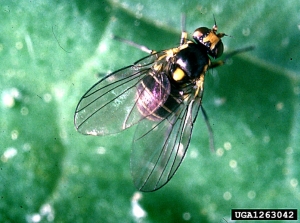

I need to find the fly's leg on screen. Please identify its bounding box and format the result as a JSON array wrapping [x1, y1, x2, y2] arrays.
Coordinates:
[[204, 45, 254, 151], [195, 73, 215, 152], [210, 46, 255, 69], [180, 13, 188, 45], [113, 13, 188, 53], [201, 106, 215, 152], [111, 35, 153, 54], [97, 36, 154, 78]]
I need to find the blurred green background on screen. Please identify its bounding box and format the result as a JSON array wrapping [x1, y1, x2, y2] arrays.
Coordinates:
[[1, 0, 299, 222]]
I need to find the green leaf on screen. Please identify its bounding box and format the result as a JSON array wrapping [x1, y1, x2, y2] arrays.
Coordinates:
[[1, 0, 299, 222]]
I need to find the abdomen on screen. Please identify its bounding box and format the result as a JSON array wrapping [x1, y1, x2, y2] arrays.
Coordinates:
[[136, 74, 181, 121]]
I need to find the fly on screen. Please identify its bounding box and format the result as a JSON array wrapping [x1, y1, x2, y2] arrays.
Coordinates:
[[74, 15, 253, 192]]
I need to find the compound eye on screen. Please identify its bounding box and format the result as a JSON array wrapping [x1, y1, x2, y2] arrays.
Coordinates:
[[211, 41, 224, 58]]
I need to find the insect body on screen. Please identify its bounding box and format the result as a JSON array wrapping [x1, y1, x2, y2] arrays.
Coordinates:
[[75, 20, 228, 192]]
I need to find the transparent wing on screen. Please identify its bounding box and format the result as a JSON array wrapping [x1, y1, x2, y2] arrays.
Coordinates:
[[131, 92, 203, 192], [74, 52, 166, 135]]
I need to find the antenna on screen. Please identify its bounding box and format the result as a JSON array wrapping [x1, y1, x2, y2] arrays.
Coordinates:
[[212, 14, 218, 32]]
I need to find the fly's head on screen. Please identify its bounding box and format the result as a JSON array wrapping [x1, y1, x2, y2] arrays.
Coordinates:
[[192, 22, 226, 59]]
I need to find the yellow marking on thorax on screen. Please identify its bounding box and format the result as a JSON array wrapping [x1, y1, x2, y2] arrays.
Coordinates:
[[173, 68, 185, 81], [165, 42, 191, 61]]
